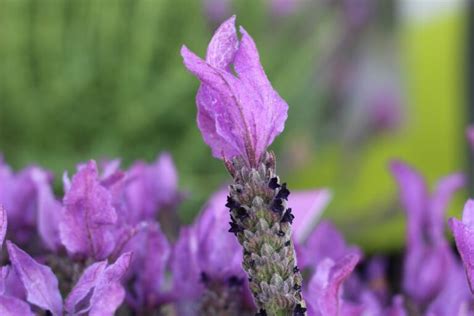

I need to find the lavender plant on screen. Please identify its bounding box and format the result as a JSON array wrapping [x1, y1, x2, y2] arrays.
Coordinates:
[[1, 13, 474, 316], [181, 16, 306, 315]]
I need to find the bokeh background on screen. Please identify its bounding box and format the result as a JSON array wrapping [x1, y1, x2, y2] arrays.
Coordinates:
[[0, 0, 468, 252]]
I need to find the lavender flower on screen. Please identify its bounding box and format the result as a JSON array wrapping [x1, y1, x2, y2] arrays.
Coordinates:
[[305, 253, 360, 316], [59, 160, 118, 261], [391, 161, 465, 304], [449, 200, 474, 293], [182, 16, 304, 315], [181, 15, 288, 167], [171, 189, 254, 315]]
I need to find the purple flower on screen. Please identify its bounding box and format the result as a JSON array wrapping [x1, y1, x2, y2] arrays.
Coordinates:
[[171, 189, 253, 314], [449, 200, 474, 293], [467, 125, 474, 150], [7, 241, 63, 315], [289, 189, 331, 243], [65, 252, 132, 316], [390, 160, 465, 303], [298, 220, 361, 270], [59, 160, 118, 261], [124, 222, 171, 311], [124, 152, 181, 224], [30, 168, 62, 252], [181, 16, 288, 166], [305, 253, 361, 316], [0, 160, 54, 245]]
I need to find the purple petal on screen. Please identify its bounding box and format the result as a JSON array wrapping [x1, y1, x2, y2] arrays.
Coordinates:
[[205, 15, 239, 69], [153, 152, 180, 208], [30, 168, 62, 251], [65, 261, 108, 314], [233, 26, 288, 161], [59, 160, 118, 260], [182, 17, 288, 165], [306, 253, 360, 316], [467, 125, 474, 150], [390, 160, 428, 246], [194, 189, 243, 279], [449, 210, 474, 293], [88, 252, 132, 316], [299, 220, 361, 269], [171, 228, 202, 300], [429, 173, 465, 241], [126, 223, 170, 308], [6, 241, 62, 315], [67, 252, 131, 316], [289, 189, 331, 243], [0, 205, 6, 250], [0, 295, 34, 316]]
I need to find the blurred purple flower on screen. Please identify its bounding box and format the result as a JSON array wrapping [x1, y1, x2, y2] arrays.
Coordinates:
[[203, 0, 232, 22], [59, 160, 118, 261], [0, 159, 54, 245], [305, 253, 361, 316], [449, 200, 474, 294], [30, 168, 62, 252], [171, 189, 250, 313], [181, 16, 288, 166], [124, 152, 181, 224], [391, 160, 465, 303], [289, 189, 332, 243], [466, 125, 474, 150], [124, 222, 171, 311], [298, 220, 361, 270]]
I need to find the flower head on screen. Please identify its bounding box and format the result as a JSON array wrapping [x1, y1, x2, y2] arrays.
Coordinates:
[[390, 160, 465, 303], [181, 16, 288, 166]]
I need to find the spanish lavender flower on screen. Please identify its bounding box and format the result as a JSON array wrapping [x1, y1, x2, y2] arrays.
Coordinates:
[[0, 159, 53, 246], [171, 189, 254, 315], [59, 160, 118, 261], [390, 161, 465, 304], [124, 222, 171, 313], [125, 153, 181, 224], [182, 16, 305, 314], [304, 253, 360, 316], [297, 220, 361, 271]]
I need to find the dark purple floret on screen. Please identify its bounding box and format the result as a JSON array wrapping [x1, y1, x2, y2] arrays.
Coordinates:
[[293, 266, 299, 273], [268, 177, 280, 189], [256, 309, 268, 316], [271, 198, 284, 213], [293, 304, 307, 316], [277, 230, 285, 237], [200, 271, 210, 284], [236, 207, 249, 220], [293, 283, 301, 291], [276, 183, 290, 200], [228, 275, 244, 287], [225, 196, 240, 209], [228, 221, 243, 234], [281, 208, 294, 224], [285, 240, 291, 247]]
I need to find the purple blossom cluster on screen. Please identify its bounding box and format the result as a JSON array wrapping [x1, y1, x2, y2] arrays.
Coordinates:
[[0, 15, 472, 316]]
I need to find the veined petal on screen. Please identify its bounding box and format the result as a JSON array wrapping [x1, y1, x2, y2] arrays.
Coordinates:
[[59, 160, 118, 260], [182, 16, 288, 165], [7, 242, 62, 315]]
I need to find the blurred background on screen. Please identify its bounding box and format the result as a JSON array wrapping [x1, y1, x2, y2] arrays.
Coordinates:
[[0, 0, 468, 252]]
